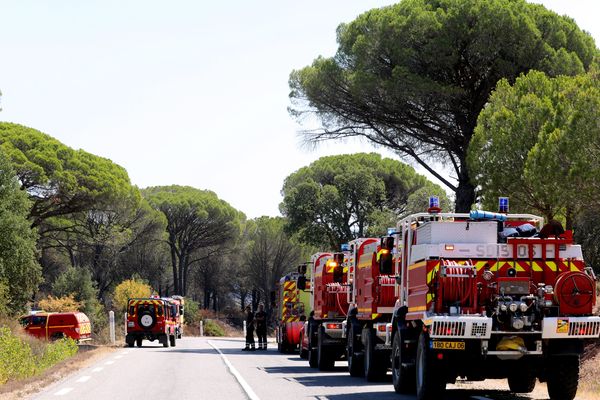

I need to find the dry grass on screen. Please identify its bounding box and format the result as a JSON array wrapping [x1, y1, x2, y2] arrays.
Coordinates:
[[0, 344, 115, 400]]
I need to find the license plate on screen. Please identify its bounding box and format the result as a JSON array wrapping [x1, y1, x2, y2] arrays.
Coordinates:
[[432, 340, 465, 350]]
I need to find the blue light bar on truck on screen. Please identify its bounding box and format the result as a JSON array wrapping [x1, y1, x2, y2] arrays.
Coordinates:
[[340, 243, 350, 252], [429, 196, 440, 209], [469, 210, 507, 222], [387, 228, 397, 236], [499, 197, 509, 213]]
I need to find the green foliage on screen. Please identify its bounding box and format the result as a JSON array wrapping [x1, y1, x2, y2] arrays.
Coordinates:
[[280, 153, 448, 248], [0, 327, 35, 383], [468, 70, 600, 222], [0, 327, 77, 384], [183, 299, 200, 326], [52, 267, 98, 316], [0, 122, 139, 227], [203, 319, 225, 337], [37, 337, 78, 371], [245, 217, 302, 314], [0, 148, 41, 314], [289, 0, 597, 212], [144, 185, 242, 296]]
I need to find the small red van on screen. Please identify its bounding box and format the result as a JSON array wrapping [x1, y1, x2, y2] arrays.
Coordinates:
[[19, 312, 92, 342]]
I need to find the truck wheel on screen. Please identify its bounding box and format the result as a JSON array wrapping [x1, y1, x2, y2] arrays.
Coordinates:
[[136, 338, 143, 347], [308, 326, 318, 368], [162, 334, 170, 348], [508, 371, 536, 393], [317, 327, 335, 371], [392, 331, 415, 394], [347, 326, 364, 377], [416, 331, 445, 400], [299, 331, 308, 359], [546, 355, 579, 400], [363, 328, 386, 381], [50, 332, 66, 341], [170, 334, 176, 347]]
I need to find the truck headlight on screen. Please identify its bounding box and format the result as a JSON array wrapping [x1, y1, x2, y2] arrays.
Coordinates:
[[519, 302, 528, 312], [500, 304, 508, 312], [509, 303, 518, 313]]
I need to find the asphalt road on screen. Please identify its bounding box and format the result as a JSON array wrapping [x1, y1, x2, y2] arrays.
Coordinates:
[[29, 337, 551, 400]]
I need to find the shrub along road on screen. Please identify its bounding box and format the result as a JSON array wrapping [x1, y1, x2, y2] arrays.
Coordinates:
[[28, 337, 578, 400]]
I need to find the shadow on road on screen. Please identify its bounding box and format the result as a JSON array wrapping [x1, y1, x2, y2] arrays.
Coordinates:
[[320, 388, 538, 400]]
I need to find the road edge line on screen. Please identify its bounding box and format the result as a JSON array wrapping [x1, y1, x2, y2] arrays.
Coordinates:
[[208, 340, 260, 400]]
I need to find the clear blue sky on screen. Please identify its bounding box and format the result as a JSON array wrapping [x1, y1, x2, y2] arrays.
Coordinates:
[[0, 1, 598, 218]]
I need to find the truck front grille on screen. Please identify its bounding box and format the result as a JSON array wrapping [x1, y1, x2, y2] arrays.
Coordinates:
[[432, 321, 466, 337], [568, 321, 600, 337]]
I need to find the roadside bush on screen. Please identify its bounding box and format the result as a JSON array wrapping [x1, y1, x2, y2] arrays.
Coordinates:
[[203, 320, 225, 337], [0, 325, 78, 384], [183, 299, 200, 326], [38, 295, 82, 312], [113, 279, 152, 311], [0, 327, 35, 384]]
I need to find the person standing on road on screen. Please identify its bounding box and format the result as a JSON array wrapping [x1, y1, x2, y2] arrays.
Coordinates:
[[242, 305, 255, 351], [255, 304, 267, 350]]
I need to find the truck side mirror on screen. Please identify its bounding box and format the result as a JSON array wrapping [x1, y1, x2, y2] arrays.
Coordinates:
[[298, 264, 307, 274], [297, 276, 307, 290]]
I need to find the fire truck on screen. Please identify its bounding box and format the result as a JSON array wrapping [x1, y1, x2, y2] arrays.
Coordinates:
[[343, 236, 397, 380], [126, 297, 180, 348], [170, 295, 185, 338], [389, 198, 600, 400], [300, 251, 350, 370], [275, 271, 311, 353]]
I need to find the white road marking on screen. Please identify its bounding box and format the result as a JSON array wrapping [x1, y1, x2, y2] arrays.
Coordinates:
[[105, 360, 114, 365], [92, 367, 103, 373], [54, 387, 73, 396], [114, 355, 123, 359], [208, 340, 260, 400], [76, 375, 91, 383]]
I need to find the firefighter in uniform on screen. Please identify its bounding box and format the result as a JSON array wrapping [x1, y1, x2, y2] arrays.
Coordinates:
[[242, 305, 255, 351], [255, 304, 267, 350]]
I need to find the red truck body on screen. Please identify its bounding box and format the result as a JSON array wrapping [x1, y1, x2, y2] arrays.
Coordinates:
[[20, 312, 92, 342]]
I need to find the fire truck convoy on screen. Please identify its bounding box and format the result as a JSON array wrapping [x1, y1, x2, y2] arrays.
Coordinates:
[[298, 198, 600, 400]]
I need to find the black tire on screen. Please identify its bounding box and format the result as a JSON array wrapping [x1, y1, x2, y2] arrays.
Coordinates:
[[363, 327, 386, 381], [546, 355, 579, 400], [508, 371, 536, 393], [162, 334, 170, 348], [50, 332, 65, 341], [308, 326, 318, 368], [170, 334, 176, 347], [347, 326, 364, 377], [136, 338, 142, 347], [392, 330, 415, 394], [416, 331, 445, 400], [317, 327, 335, 371]]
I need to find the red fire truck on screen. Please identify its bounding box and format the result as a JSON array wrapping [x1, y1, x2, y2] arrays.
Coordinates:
[[344, 236, 397, 380], [126, 297, 180, 348], [301, 252, 351, 370], [275, 272, 310, 353], [389, 198, 600, 400]]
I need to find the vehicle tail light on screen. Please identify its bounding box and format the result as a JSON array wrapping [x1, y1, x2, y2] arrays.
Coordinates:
[[326, 323, 341, 330], [378, 325, 386, 332], [128, 321, 135, 327]]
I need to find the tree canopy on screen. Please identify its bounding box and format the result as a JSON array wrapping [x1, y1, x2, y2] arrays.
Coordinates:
[[0, 122, 137, 227], [468, 69, 600, 226], [289, 0, 597, 212], [280, 153, 448, 249], [143, 185, 242, 296], [0, 148, 41, 313]]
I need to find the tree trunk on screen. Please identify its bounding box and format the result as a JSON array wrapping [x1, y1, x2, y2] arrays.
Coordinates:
[[169, 237, 179, 294], [455, 163, 476, 213]]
